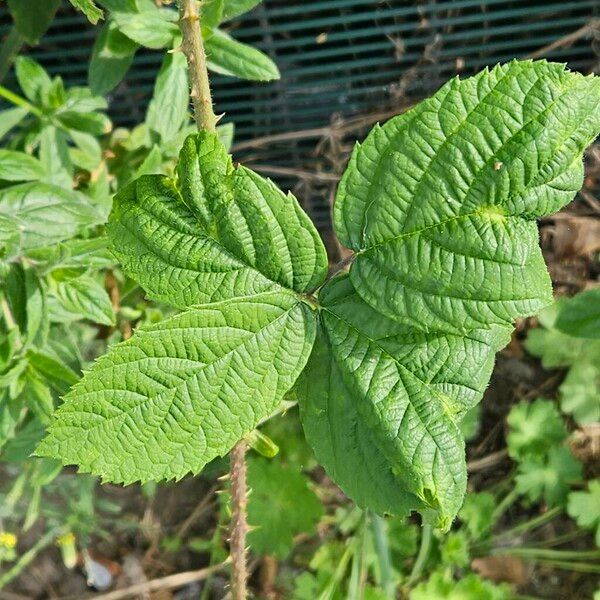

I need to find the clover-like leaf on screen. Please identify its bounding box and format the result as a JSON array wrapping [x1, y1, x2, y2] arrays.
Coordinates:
[[506, 398, 568, 460], [246, 457, 323, 558], [37, 292, 315, 483], [298, 275, 511, 527], [567, 480, 600, 547], [515, 446, 582, 507], [335, 60, 600, 334]]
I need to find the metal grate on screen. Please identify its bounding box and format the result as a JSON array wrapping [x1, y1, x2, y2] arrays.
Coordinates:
[[0, 0, 598, 232]]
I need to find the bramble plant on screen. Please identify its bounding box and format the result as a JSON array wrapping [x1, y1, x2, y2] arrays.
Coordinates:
[[1, 0, 600, 597], [38, 2, 600, 540]]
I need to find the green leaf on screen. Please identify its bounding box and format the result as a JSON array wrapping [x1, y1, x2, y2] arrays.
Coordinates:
[[567, 480, 600, 547], [335, 61, 600, 334], [4, 264, 48, 348], [205, 28, 280, 81], [37, 292, 316, 483], [57, 111, 112, 136], [68, 0, 104, 24], [410, 572, 511, 600], [0, 182, 101, 251], [89, 20, 138, 95], [14, 57, 52, 104], [108, 131, 327, 309], [134, 145, 164, 179], [27, 350, 79, 394], [246, 457, 323, 558], [559, 361, 600, 425], [7, 0, 60, 44], [524, 301, 600, 368], [458, 492, 496, 540], [440, 531, 470, 568], [112, 6, 178, 49], [555, 287, 600, 339], [146, 50, 189, 142], [50, 275, 115, 326], [506, 399, 568, 460], [515, 446, 583, 507], [39, 126, 73, 187], [297, 275, 511, 527], [202, 0, 224, 27], [0, 108, 28, 140], [222, 0, 260, 21], [69, 129, 103, 172], [0, 150, 46, 182]]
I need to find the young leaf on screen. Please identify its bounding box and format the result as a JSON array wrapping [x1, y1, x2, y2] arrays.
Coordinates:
[[506, 399, 568, 460], [39, 126, 74, 187], [246, 457, 323, 558], [567, 480, 600, 547], [37, 292, 316, 483], [111, 6, 178, 49], [204, 28, 280, 81], [222, 0, 261, 21], [108, 132, 327, 309], [14, 57, 52, 104], [298, 275, 512, 528], [0, 183, 101, 251], [7, 0, 60, 44], [559, 361, 600, 425], [202, 0, 224, 28], [69, 0, 104, 24], [89, 20, 138, 95], [515, 446, 582, 507], [56, 111, 112, 136], [555, 287, 600, 339], [335, 60, 600, 334], [146, 50, 189, 142], [0, 150, 46, 182], [458, 492, 496, 540], [0, 108, 28, 140], [4, 264, 48, 348], [50, 275, 115, 326], [410, 572, 511, 600]]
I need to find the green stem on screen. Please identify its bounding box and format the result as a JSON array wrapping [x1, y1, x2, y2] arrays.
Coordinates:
[[492, 506, 562, 542], [348, 515, 368, 600], [0, 27, 24, 83], [491, 488, 519, 522], [178, 0, 217, 132], [526, 559, 600, 574], [0, 528, 59, 589], [0, 84, 42, 117], [370, 513, 396, 598], [493, 547, 600, 560], [407, 524, 432, 585], [319, 541, 355, 600]]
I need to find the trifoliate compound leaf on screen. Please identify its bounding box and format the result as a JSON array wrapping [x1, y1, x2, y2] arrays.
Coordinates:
[[559, 361, 600, 425], [506, 399, 568, 460], [555, 287, 600, 339], [515, 446, 582, 507], [567, 480, 600, 547], [109, 132, 327, 309], [298, 275, 511, 527], [335, 60, 600, 334], [37, 292, 315, 483], [246, 457, 323, 558]]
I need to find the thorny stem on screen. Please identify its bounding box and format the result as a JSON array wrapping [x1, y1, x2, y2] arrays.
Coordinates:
[[229, 440, 248, 600], [177, 2, 247, 597], [178, 0, 218, 133]]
